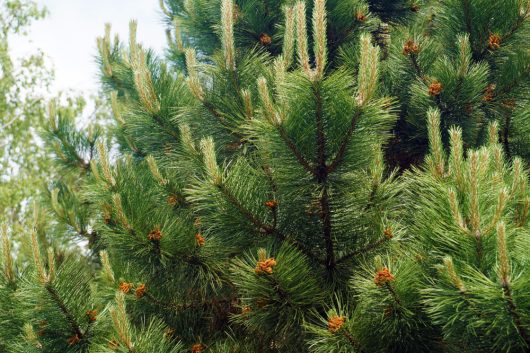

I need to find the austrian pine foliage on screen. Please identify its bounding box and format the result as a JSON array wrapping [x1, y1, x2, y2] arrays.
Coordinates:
[[1, 0, 529, 352]]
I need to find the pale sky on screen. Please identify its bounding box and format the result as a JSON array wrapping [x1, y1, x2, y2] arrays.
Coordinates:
[[11, 0, 166, 95]]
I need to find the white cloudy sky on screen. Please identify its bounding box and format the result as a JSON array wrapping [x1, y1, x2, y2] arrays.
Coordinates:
[[11, 0, 166, 95]]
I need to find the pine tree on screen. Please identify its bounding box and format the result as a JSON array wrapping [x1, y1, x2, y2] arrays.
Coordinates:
[[1, 0, 529, 352]]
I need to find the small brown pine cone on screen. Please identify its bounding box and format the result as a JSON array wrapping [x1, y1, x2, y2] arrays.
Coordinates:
[[428, 80, 443, 96], [135, 283, 147, 299], [327, 315, 346, 333], [374, 267, 395, 286], [118, 281, 133, 294], [255, 257, 277, 275], [86, 309, 98, 322], [402, 39, 419, 56], [488, 34, 501, 50], [167, 195, 179, 206], [356, 11, 366, 22], [191, 343, 204, 353], [195, 233, 205, 247], [483, 84, 495, 102], [147, 228, 162, 241], [264, 200, 278, 209], [259, 33, 272, 46]]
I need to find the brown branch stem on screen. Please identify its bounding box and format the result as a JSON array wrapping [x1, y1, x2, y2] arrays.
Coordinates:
[[45, 284, 84, 340]]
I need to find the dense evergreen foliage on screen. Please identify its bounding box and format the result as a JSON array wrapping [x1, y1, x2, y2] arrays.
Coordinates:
[[1, 0, 529, 352]]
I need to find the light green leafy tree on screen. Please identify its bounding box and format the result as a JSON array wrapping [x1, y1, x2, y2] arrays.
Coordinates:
[[0, 0, 50, 231]]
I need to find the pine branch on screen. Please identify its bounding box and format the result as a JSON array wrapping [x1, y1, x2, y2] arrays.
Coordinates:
[[501, 282, 530, 346], [313, 84, 335, 272], [217, 165, 322, 262], [216, 184, 274, 234], [321, 188, 335, 271], [315, 86, 326, 183], [261, 165, 280, 235], [44, 283, 84, 340], [284, 237, 323, 264], [409, 53, 428, 84], [229, 68, 241, 97], [327, 109, 362, 174], [384, 282, 403, 308], [151, 113, 180, 142], [501, 9, 529, 42], [476, 9, 529, 59], [258, 76, 315, 175], [276, 123, 316, 175], [342, 329, 358, 348], [472, 232, 484, 270], [503, 114, 512, 158], [407, 53, 451, 119], [56, 133, 91, 172], [336, 235, 390, 265], [203, 100, 229, 125]]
